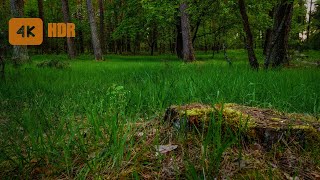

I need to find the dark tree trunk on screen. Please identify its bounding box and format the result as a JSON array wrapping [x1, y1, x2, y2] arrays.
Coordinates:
[[263, 29, 272, 55], [37, 0, 47, 54], [180, 2, 195, 62], [151, 42, 155, 56], [175, 16, 183, 59], [0, 56, 4, 80], [307, 0, 313, 42], [76, 0, 85, 53], [79, 30, 85, 53], [149, 25, 157, 56], [61, 0, 76, 59], [192, 19, 201, 44], [238, 0, 259, 69], [99, 0, 105, 53], [265, 0, 294, 68], [86, 0, 103, 60], [263, 10, 274, 55], [10, 0, 29, 65], [127, 37, 131, 53]]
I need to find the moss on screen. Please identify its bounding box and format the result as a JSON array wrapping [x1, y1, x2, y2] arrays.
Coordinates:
[[183, 108, 214, 116], [291, 125, 314, 130], [271, 117, 282, 121], [218, 104, 257, 129]]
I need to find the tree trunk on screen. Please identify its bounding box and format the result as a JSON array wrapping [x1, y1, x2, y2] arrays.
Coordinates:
[[180, 2, 195, 62], [10, 0, 29, 65], [99, 0, 105, 53], [37, 0, 47, 54], [0, 56, 4, 80], [307, 0, 313, 42], [86, 0, 103, 60], [148, 24, 157, 56], [61, 0, 76, 59], [175, 16, 183, 59], [265, 0, 294, 68], [238, 0, 259, 69], [192, 19, 201, 44], [75, 0, 85, 53], [263, 10, 274, 55]]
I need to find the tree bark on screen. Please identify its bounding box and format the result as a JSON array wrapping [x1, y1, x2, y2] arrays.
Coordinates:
[[149, 24, 157, 56], [0, 56, 4, 80], [238, 0, 259, 69], [37, 0, 47, 54], [99, 0, 105, 53], [10, 0, 29, 65], [192, 19, 201, 44], [307, 0, 313, 42], [263, 10, 274, 55], [61, 0, 76, 59], [175, 16, 183, 59], [86, 0, 103, 60], [265, 0, 294, 68], [180, 2, 195, 62], [75, 0, 85, 53]]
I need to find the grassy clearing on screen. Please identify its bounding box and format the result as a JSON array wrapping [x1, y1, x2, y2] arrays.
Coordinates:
[[0, 51, 319, 178]]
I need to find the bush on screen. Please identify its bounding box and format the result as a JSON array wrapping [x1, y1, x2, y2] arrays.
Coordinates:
[[37, 59, 70, 69]]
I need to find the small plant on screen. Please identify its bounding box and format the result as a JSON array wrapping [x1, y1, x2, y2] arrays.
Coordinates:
[[37, 59, 70, 69]]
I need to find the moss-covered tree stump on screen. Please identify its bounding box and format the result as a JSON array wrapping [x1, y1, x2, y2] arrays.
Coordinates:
[[164, 103, 320, 148]]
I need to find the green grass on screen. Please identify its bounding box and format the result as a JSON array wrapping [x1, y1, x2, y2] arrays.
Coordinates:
[[0, 51, 319, 178]]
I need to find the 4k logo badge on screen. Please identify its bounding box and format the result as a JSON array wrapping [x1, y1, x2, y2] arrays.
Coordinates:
[[9, 18, 43, 45]]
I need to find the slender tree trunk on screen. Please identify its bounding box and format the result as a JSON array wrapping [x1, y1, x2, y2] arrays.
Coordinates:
[[76, 0, 85, 53], [175, 16, 183, 59], [10, 0, 29, 65], [264, 10, 274, 55], [192, 19, 201, 44], [307, 0, 313, 42], [180, 2, 195, 62], [37, 0, 47, 54], [0, 56, 4, 80], [86, 0, 103, 60], [149, 25, 157, 56], [99, 0, 105, 53], [238, 0, 259, 69], [265, 0, 294, 68], [61, 0, 76, 59]]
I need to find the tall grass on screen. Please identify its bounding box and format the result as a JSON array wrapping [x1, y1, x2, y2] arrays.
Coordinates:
[[0, 51, 319, 178]]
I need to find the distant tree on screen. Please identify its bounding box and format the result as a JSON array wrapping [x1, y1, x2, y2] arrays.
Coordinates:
[[238, 0, 259, 69], [313, 0, 320, 29], [61, 0, 77, 59], [86, 0, 103, 60], [307, 0, 314, 41], [99, 0, 105, 53], [75, 0, 85, 54], [264, 9, 274, 55], [308, 0, 320, 49], [180, 2, 195, 62], [265, 0, 294, 68], [0, 31, 4, 79], [176, 14, 183, 59], [37, 0, 47, 54], [10, 0, 29, 65]]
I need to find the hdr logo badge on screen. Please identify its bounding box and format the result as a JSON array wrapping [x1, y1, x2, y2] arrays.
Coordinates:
[[9, 18, 43, 45], [9, 18, 76, 46]]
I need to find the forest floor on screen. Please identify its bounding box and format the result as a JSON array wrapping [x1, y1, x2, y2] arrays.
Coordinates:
[[0, 50, 319, 179]]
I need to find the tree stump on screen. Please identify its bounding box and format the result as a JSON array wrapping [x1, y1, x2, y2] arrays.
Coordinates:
[[164, 103, 320, 149]]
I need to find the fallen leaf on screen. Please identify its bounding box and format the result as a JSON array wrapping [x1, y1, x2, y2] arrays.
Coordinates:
[[155, 145, 178, 154]]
